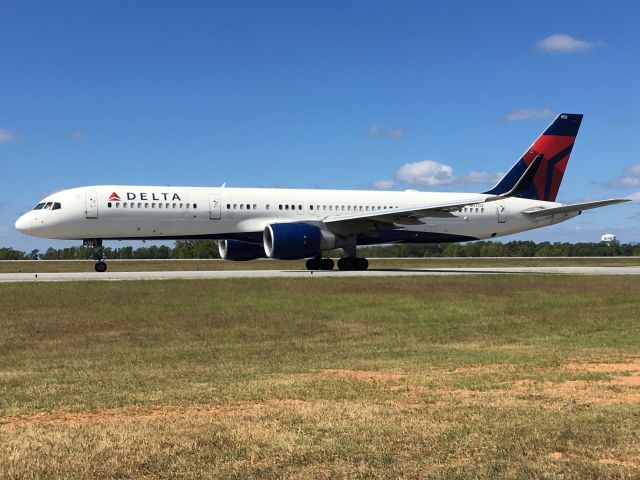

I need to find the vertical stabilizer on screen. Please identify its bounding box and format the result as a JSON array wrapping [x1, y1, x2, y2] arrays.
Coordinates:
[[484, 113, 582, 201]]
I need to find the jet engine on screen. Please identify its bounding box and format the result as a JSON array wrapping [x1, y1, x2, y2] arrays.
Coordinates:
[[217, 239, 265, 261], [263, 222, 331, 260]]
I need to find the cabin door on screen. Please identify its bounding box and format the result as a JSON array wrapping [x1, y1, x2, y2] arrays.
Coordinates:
[[209, 194, 222, 220], [85, 192, 98, 219]]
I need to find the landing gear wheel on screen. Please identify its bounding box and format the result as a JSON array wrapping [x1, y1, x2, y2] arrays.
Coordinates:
[[320, 258, 334, 270], [354, 258, 369, 271], [337, 257, 355, 271], [95, 261, 107, 273], [306, 258, 321, 271]]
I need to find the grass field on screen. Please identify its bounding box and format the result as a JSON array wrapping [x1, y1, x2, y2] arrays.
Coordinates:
[[1, 276, 639, 478], [1, 256, 640, 273]]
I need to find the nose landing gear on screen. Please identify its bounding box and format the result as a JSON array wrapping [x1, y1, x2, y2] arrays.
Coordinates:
[[84, 239, 107, 272]]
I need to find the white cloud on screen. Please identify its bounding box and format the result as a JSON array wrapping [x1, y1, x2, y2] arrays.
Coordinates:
[[0, 128, 20, 143], [462, 171, 504, 185], [395, 160, 455, 186], [366, 125, 404, 138], [503, 108, 555, 123], [537, 34, 595, 53], [67, 130, 87, 140], [371, 179, 395, 189], [608, 164, 640, 188], [369, 161, 504, 189]]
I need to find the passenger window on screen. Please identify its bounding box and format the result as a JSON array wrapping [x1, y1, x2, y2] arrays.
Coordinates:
[[151, 203, 155, 208], [227, 204, 231, 209], [266, 204, 270, 210], [138, 202, 142, 208], [366, 206, 370, 211], [329, 205, 333, 211], [180, 203, 184, 208], [298, 205, 302, 210], [246, 204, 250, 210], [291, 204, 295, 210], [253, 204, 257, 210], [145, 203, 149, 208], [116, 203, 120, 208], [124, 203, 128, 208], [193, 203, 197, 209], [279, 204, 282, 210], [108, 202, 112, 208], [285, 205, 289, 210], [310, 205, 314, 210]]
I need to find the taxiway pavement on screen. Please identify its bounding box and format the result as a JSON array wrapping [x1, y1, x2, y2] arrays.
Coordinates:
[[1, 266, 639, 282]]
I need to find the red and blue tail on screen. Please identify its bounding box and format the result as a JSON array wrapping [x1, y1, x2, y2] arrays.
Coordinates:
[[484, 113, 583, 201]]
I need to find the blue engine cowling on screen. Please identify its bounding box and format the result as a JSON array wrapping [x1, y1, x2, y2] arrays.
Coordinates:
[[217, 240, 265, 261], [263, 223, 322, 260]]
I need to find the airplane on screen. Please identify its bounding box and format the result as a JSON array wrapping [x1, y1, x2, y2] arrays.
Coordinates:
[[15, 113, 629, 272]]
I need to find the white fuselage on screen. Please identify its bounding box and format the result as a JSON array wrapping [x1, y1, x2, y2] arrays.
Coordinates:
[[15, 185, 577, 247]]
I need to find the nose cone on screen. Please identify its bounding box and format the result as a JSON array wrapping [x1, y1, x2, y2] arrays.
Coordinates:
[[15, 213, 32, 235]]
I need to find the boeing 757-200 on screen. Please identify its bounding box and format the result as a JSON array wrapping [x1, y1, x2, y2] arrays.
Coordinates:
[[15, 114, 629, 272]]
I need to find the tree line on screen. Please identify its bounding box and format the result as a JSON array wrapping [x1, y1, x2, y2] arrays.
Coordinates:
[[1, 239, 638, 260]]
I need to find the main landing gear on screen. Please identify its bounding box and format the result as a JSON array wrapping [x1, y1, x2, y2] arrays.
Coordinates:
[[84, 239, 107, 272], [305, 257, 334, 271], [337, 257, 369, 271], [305, 257, 369, 271]]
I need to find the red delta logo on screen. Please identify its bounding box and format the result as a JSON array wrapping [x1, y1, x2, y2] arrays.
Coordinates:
[[108, 192, 121, 202]]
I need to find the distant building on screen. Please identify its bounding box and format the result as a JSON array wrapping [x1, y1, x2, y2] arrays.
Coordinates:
[[601, 234, 617, 242]]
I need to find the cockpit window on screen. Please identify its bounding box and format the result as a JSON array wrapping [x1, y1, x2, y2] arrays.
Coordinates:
[[52, 202, 61, 210], [44, 202, 53, 209], [34, 203, 45, 210]]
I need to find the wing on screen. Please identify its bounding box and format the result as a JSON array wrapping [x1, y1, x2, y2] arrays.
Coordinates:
[[522, 199, 630, 218], [323, 156, 543, 228], [323, 195, 496, 227]]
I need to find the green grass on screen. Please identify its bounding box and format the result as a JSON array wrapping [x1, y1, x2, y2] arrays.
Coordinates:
[[1, 255, 639, 273], [1, 276, 639, 478]]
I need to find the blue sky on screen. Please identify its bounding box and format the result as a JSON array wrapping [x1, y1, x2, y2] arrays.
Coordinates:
[[2, 0, 639, 251]]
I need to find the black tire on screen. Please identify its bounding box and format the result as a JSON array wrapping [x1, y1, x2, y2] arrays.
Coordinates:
[[306, 258, 320, 271], [354, 257, 369, 271], [320, 258, 334, 270], [95, 261, 107, 273], [337, 257, 355, 271]]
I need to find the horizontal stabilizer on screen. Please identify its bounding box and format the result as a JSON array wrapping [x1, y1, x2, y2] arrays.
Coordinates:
[[522, 199, 630, 218]]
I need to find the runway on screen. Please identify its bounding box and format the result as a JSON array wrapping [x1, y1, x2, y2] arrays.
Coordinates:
[[1, 266, 640, 282]]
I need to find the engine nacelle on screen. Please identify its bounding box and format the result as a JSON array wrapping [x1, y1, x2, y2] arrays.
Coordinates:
[[263, 223, 323, 260], [217, 240, 265, 261]]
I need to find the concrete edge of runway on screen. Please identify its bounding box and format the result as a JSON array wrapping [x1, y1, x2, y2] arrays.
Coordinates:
[[1, 266, 640, 282]]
